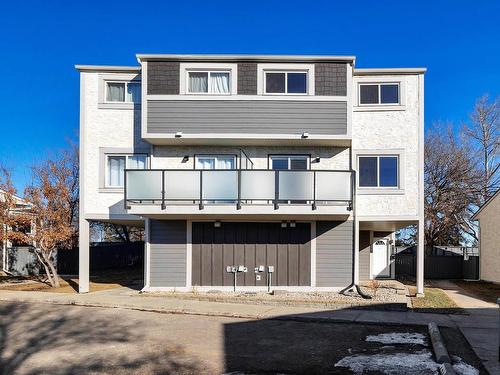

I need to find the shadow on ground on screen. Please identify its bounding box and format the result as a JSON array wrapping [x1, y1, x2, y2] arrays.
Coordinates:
[[0, 302, 203, 375]]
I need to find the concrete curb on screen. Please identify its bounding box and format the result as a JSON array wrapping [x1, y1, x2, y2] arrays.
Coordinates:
[[428, 322, 456, 375]]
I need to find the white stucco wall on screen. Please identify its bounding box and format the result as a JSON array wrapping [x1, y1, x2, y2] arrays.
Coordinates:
[[476, 193, 500, 284], [151, 146, 350, 170], [81, 72, 149, 218], [352, 74, 422, 219]]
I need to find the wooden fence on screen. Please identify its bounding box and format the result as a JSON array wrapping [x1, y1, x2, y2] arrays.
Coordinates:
[[395, 253, 479, 280]]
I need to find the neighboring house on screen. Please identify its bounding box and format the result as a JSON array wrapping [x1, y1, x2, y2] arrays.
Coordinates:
[[0, 189, 34, 274], [76, 54, 426, 294], [472, 189, 500, 284]]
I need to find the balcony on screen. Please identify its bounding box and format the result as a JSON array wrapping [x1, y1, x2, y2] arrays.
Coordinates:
[[124, 169, 353, 217]]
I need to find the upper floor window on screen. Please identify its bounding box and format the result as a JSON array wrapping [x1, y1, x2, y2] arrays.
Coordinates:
[[106, 81, 141, 103], [187, 71, 231, 94], [106, 154, 147, 188], [358, 155, 398, 188], [359, 83, 399, 105], [265, 72, 308, 94]]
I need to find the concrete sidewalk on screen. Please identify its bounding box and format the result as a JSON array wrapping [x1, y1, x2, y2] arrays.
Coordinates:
[[0, 287, 498, 374]]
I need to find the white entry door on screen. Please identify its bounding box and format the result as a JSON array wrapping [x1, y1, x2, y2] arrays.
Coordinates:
[[372, 239, 390, 278]]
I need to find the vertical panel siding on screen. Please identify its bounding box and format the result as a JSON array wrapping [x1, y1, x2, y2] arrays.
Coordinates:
[[149, 220, 187, 287], [316, 221, 353, 287], [192, 222, 311, 287], [359, 230, 371, 281]]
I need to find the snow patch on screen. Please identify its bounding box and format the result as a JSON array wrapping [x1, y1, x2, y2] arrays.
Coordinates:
[[451, 356, 479, 375], [366, 332, 428, 346], [335, 350, 439, 375]]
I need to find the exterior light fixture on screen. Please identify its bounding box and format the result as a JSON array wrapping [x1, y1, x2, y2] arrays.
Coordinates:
[[301, 132, 309, 138], [281, 221, 287, 228], [214, 221, 221, 228], [175, 131, 183, 138], [289, 221, 296, 228], [182, 156, 189, 163], [314, 157, 321, 163]]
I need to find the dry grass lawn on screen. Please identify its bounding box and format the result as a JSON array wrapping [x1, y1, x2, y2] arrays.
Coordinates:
[[0, 268, 142, 293], [407, 285, 460, 313], [453, 280, 500, 304]]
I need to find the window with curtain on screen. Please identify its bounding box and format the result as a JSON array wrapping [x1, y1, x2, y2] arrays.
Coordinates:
[[195, 155, 236, 169], [106, 154, 147, 187], [358, 155, 398, 188], [187, 71, 230, 94], [106, 81, 141, 103]]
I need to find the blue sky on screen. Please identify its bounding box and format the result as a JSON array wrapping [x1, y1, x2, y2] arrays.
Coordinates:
[[0, 0, 499, 193]]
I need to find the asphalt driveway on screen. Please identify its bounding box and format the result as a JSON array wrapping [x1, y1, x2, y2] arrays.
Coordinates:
[[0, 301, 486, 375]]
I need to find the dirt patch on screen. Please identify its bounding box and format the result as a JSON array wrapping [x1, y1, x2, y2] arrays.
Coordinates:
[[0, 268, 143, 293]]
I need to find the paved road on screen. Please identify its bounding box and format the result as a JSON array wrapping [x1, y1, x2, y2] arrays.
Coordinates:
[[1, 300, 484, 375]]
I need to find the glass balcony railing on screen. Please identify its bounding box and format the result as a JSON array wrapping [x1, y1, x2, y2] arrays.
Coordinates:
[[125, 169, 353, 210]]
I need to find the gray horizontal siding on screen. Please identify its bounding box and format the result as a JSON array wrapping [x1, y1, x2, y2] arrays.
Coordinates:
[[147, 100, 347, 135], [316, 221, 353, 287], [149, 220, 187, 287], [359, 230, 371, 281]]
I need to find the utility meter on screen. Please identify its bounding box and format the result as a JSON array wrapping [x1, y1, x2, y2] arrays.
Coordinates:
[[258, 265, 265, 272], [226, 266, 232, 273], [238, 265, 245, 272], [268, 266, 274, 273]]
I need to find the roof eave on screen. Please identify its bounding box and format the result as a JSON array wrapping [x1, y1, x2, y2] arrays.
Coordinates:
[[75, 65, 141, 72], [354, 67, 427, 75], [135, 54, 356, 63]]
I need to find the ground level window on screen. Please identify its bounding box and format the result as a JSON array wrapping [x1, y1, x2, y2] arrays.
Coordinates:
[[358, 156, 398, 188], [106, 154, 147, 187]]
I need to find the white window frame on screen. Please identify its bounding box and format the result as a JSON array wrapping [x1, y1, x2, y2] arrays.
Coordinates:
[[257, 63, 315, 96], [194, 154, 237, 169], [179, 63, 238, 95], [358, 82, 400, 106], [264, 71, 309, 95], [105, 153, 148, 188], [357, 155, 400, 189], [104, 81, 141, 104], [269, 155, 310, 170]]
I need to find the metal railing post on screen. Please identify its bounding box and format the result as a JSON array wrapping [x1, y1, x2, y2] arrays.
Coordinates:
[[237, 169, 241, 210], [124, 170, 128, 210], [161, 170, 166, 210], [274, 170, 279, 210], [199, 170, 204, 210], [312, 171, 317, 210]]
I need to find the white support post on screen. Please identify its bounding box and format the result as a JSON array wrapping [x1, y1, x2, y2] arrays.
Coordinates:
[[79, 218, 90, 293], [416, 219, 425, 296], [353, 218, 360, 285]]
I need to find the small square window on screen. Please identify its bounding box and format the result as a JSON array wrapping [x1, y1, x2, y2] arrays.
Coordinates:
[[359, 85, 379, 104], [265, 73, 286, 93], [380, 84, 399, 104], [106, 82, 125, 102], [287, 73, 307, 94], [188, 72, 208, 93]]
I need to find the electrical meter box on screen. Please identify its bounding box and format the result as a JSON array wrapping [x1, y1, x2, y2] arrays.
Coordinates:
[[268, 266, 274, 273], [258, 265, 265, 272]]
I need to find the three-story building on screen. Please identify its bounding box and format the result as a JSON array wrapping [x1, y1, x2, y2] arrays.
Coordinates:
[[77, 54, 425, 295]]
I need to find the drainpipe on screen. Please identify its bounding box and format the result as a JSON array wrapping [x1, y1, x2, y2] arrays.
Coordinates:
[[340, 170, 371, 299]]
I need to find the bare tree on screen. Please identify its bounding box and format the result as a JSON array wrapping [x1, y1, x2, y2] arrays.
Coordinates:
[[90, 222, 144, 243], [424, 124, 481, 245], [21, 146, 79, 287], [462, 95, 500, 202]]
